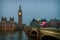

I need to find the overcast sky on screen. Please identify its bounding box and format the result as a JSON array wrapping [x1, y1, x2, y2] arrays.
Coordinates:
[[0, 0, 60, 25]]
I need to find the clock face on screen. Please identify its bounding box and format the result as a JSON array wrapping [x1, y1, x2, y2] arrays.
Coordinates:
[[19, 12, 21, 15]]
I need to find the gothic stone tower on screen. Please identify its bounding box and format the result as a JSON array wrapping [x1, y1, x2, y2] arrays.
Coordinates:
[[18, 6, 22, 28]]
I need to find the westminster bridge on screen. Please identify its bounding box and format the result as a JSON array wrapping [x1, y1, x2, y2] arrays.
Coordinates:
[[24, 27, 60, 40]]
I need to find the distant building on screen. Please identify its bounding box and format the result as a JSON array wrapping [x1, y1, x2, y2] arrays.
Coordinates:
[[0, 6, 22, 31]]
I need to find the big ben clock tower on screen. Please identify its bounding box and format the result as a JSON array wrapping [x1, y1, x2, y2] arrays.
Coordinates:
[[18, 6, 22, 28]]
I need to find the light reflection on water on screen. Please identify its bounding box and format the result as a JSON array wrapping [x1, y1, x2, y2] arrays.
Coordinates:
[[0, 31, 29, 40], [0, 31, 37, 40]]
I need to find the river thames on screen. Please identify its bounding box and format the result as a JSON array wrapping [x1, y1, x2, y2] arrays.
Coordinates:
[[0, 31, 37, 40]]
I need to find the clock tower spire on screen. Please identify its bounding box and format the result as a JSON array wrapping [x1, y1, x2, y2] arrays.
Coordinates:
[[18, 5, 22, 28], [19, 5, 22, 12]]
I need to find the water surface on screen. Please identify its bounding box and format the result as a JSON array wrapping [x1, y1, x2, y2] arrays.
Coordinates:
[[0, 31, 37, 40]]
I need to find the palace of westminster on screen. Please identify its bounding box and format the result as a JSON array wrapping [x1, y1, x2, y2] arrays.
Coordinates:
[[0, 6, 22, 31]]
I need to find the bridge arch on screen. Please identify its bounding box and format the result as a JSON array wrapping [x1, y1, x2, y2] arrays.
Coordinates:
[[40, 35, 59, 40], [30, 29, 40, 40]]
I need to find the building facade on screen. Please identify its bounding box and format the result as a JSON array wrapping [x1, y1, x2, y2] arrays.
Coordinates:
[[0, 6, 22, 31]]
